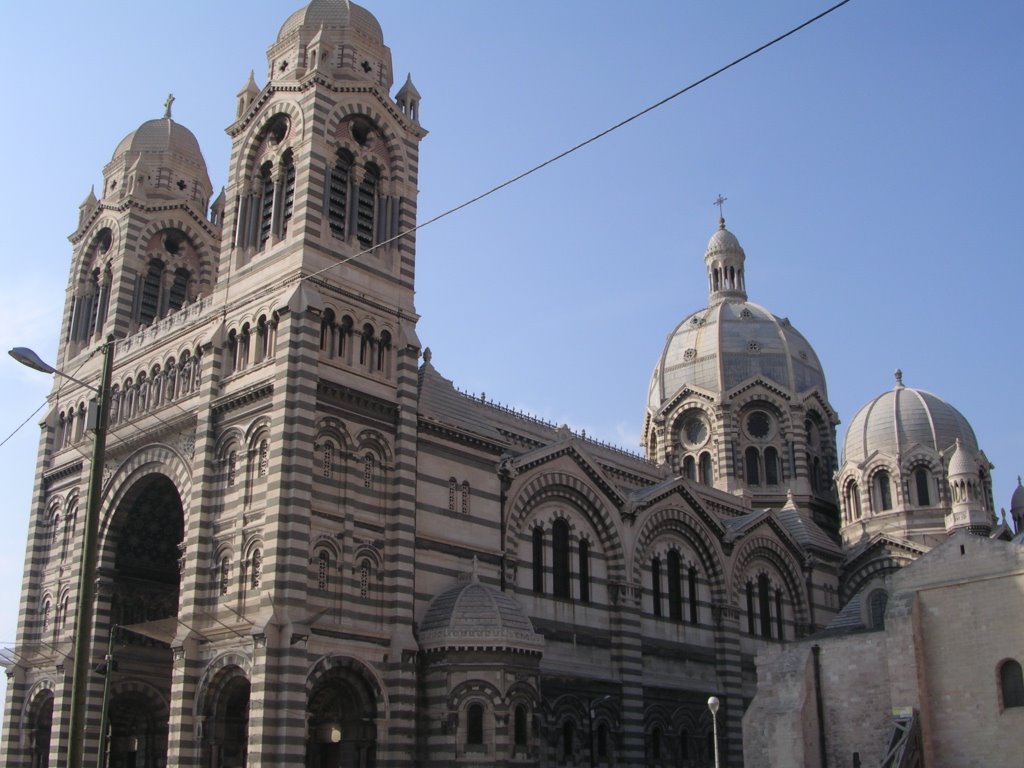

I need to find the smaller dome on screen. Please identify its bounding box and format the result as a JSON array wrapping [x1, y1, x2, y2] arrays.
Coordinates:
[[419, 578, 543, 654], [1010, 477, 1024, 512], [841, 372, 979, 466], [946, 438, 977, 478], [706, 226, 744, 259], [112, 118, 206, 169]]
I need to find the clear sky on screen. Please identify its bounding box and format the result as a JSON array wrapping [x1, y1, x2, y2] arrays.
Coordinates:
[[1, 0, 1021, 727]]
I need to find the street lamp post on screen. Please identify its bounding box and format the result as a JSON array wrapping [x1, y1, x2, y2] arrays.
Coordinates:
[[10, 340, 114, 768], [707, 696, 720, 768]]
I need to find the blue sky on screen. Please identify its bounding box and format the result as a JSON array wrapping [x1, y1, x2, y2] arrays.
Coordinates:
[[1, 0, 1022, 726]]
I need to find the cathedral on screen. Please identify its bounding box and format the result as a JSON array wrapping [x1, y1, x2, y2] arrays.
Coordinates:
[[2, 2, 1020, 767]]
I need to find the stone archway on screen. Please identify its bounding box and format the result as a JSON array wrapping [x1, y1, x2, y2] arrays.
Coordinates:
[[306, 667, 378, 768], [26, 689, 53, 768], [200, 666, 251, 768], [104, 473, 184, 768]]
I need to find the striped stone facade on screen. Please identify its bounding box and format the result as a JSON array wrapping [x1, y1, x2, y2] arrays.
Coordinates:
[[1, 3, 846, 768]]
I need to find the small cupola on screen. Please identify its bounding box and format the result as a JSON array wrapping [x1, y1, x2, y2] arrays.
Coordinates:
[[704, 214, 747, 305], [395, 73, 421, 123]]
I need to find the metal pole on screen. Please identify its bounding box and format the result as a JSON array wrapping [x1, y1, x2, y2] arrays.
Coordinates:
[[97, 628, 117, 768], [708, 696, 720, 768], [67, 338, 114, 768]]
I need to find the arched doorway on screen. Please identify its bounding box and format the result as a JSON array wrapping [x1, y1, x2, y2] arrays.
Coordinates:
[[306, 667, 378, 768], [27, 689, 53, 768], [105, 474, 184, 768], [201, 667, 251, 768]]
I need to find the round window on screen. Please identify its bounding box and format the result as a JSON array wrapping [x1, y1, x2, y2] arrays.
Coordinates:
[[746, 411, 772, 440], [679, 413, 710, 449]]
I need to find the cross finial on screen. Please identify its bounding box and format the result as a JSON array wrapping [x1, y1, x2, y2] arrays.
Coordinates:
[[894, 368, 904, 388], [164, 93, 175, 119], [713, 194, 727, 228]]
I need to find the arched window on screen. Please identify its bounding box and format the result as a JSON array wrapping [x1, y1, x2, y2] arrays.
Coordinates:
[[847, 481, 861, 521], [765, 446, 780, 485], [552, 519, 570, 599], [651, 557, 662, 617], [597, 722, 609, 759], [250, 548, 263, 590], [562, 721, 574, 761], [461, 481, 470, 514], [377, 330, 392, 374], [699, 452, 713, 485], [466, 703, 484, 746], [280, 152, 296, 236], [363, 453, 374, 488], [874, 470, 893, 511], [514, 704, 528, 747], [359, 323, 374, 367], [650, 727, 662, 760], [339, 315, 353, 359], [227, 450, 238, 487], [679, 728, 690, 761], [914, 468, 931, 506], [667, 550, 683, 622], [258, 163, 274, 249], [168, 267, 190, 314], [448, 477, 457, 511], [746, 447, 761, 486], [775, 588, 785, 641], [688, 566, 699, 624], [41, 597, 51, 636], [746, 582, 756, 635], [868, 590, 888, 629], [578, 539, 590, 604], [1000, 660, 1024, 709], [138, 258, 164, 325], [322, 442, 333, 479], [356, 163, 380, 249], [532, 527, 544, 594], [219, 557, 232, 596], [359, 558, 371, 599], [255, 315, 270, 362], [683, 455, 696, 481], [758, 574, 772, 638], [317, 549, 330, 591], [328, 150, 352, 237]]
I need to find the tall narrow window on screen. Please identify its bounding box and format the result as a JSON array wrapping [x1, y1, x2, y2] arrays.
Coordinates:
[[667, 550, 683, 621], [466, 703, 484, 746], [168, 267, 189, 313], [250, 549, 263, 590], [746, 582, 756, 635], [139, 259, 164, 325], [597, 723, 608, 759], [461, 481, 470, 514], [448, 478, 457, 511], [258, 439, 269, 477], [363, 453, 374, 488], [322, 442, 334, 478], [758, 574, 772, 638], [688, 566, 699, 623], [679, 729, 690, 761], [42, 599, 51, 636], [869, 590, 889, 629], [775, 588, 784, 641], [356, 163, 379, 249], [552, 519, 570, 599], [578, 539, 590, 604], [875, 471, 893, 511], [1000, 660, 1024, 709], [258, 164, 274, 249], [746, 447, 761, 486], [532, 527, 544, 594], [359, 323, 374, 367], [651, 557, 662, 617], [699, 452, 713, 485], [328, 150, 352, 237], [280, 154, 296, 235], [220, 557, 231, 596], [339, 315, 353, 359], [227, 451, 238, 487], [683, 455, 696, 481], [317, 550, 330, 590], [562, 721, 574, 761], [514, 705, 528, 747], [765, 446, 780, 485], [377, 330, 392, 374], [914, 468, 931, 506], [359, 559, 370, 598], [320, 309, 336, 352], [651, 727, 662, 760]]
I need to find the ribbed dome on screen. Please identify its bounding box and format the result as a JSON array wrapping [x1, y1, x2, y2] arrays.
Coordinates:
[[1011, 478, 1024, 511], [841, 373, 979, 466], [419, 579, 542, 653], [946, 438, 977, 477], [112, 118, 206, 170], [277, 0, 383, 44], [647, 300, 827, 412], [706, 226, 744, 259]]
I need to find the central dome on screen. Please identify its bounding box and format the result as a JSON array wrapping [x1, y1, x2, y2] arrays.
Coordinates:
[[647, 220, 827, 414], [277, 0, 384, 44]]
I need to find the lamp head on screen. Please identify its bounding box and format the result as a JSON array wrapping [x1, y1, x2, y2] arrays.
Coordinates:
[[707, 696, 720, 714], [9, 347, 56, 375]]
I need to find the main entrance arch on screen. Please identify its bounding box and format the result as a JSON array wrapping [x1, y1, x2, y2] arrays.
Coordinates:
[[305, 663, 379, 768]]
